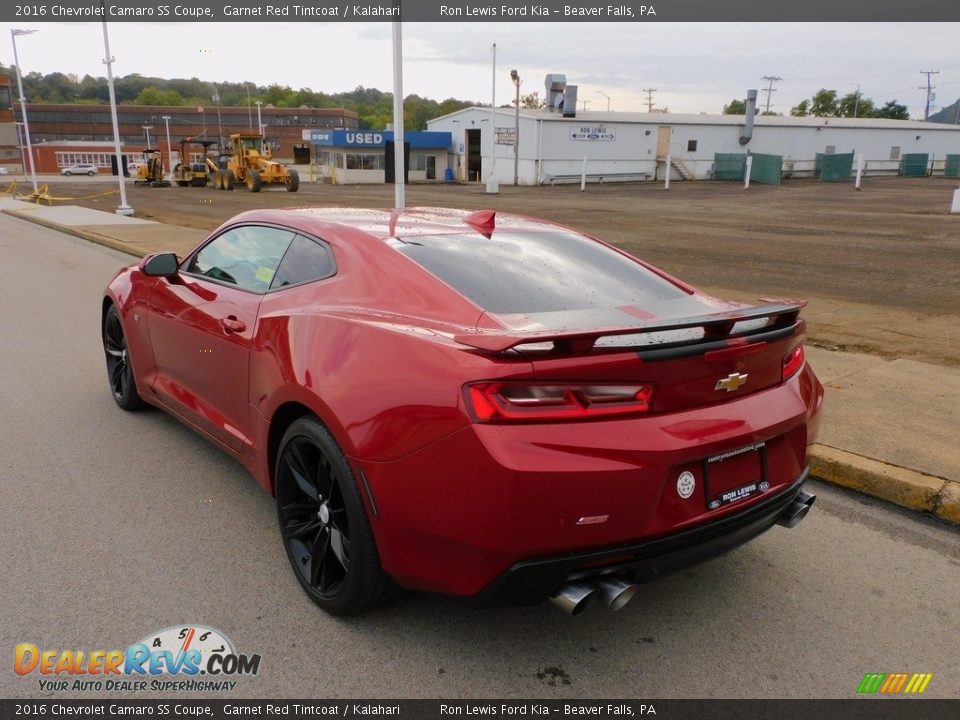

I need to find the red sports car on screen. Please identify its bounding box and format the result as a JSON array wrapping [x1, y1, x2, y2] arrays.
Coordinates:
[[102, 207, 823, 616]]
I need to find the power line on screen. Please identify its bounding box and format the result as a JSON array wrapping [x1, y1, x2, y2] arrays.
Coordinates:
[[761, 75, 782, 113], [642, 88, 657, 113], [919, 70, 939, 120]]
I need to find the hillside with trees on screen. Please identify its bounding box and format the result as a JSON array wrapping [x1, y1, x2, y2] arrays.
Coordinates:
[[723, 89, 910, 119], [0, 64, 476, 130]]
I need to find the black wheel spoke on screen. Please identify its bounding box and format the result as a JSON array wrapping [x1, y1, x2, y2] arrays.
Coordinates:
[[330, 527, 350, 571], [286, 518, 322, 539], [110, 360, 126, 395], [285, 443, 319, 501], [278, 502, 315, 521], [310, 528, 330, 588]]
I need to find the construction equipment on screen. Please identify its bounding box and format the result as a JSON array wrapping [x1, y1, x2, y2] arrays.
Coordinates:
[[214, 134, 299, 193], [133, 149, 171, 187], [173, 139, 219, 187]]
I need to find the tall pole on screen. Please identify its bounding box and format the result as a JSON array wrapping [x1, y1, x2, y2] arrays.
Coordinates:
[[391, 20, 405, 209], [511, 69, 520, 186], [642, 88, 657, 113], [761, 75, 781, 113], [10, 29, 38, 193], [161, 115, 172, 178], [246, 83, 253, 133], [490, 43, 496, 183], [595, 90, 611, 112], [101, 19, 132, 215], [919, 70, 939, 120], [142, 125, 153, 148], [255, 101, 263, 138], [853, 84, 860, 118]]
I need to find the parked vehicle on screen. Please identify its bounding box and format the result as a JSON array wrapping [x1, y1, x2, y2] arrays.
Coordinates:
[[62, 164, 98, 176], [101, 207, 823, 616]]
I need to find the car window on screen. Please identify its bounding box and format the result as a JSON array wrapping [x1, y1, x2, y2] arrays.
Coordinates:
[[186, 225, 295, 293], [392, 230, 688, 314], [270, 234, 335, 290]]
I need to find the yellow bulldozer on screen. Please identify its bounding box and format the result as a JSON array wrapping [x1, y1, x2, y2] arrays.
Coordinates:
[[173, 139, 219, 187], [213, 134, 299, 193], [133, 149, 171, 187]]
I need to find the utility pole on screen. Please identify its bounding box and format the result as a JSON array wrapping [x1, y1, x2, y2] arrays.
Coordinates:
[[642, 88, 657, 113], [761, 75, 782, 114], [919, 70, 939, 120], [852, 84, 861, 118]]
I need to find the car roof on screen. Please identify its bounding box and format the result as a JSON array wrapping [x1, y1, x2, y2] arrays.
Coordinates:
[[222, 206, 565, 241]]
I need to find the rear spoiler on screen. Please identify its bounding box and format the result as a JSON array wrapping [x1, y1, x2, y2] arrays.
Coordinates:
[[454, 301, 806, 353]]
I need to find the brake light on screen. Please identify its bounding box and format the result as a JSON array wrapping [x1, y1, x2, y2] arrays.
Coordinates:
[[782, 345, 805, 380], [465, 382, 655, 422]]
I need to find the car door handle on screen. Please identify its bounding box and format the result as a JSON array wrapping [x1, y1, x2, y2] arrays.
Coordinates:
[[220, 316, 246, 333]]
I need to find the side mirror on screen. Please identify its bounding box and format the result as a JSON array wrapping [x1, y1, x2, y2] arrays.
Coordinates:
[[141, 252, 180, 277]]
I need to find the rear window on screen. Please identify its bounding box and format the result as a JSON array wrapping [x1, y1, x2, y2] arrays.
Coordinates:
[[392, 230, 686, 314]]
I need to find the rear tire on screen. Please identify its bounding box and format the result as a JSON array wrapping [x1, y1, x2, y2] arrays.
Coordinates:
[[285, 169, 300, 192], [88, 170, 96, 176], [223, 169, 235, 191], [275, 417, 394, 615], [246, 168, 262, 193]]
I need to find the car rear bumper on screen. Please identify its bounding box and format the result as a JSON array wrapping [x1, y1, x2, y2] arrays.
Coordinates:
[[467, 467, 812, 607]]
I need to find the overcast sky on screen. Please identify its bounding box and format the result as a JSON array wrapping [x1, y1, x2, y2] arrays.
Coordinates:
[[1, 22, 958, 119]]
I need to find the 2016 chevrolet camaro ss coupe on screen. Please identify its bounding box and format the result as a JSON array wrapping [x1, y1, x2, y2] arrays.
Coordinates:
[[102, 207, 823, 615]]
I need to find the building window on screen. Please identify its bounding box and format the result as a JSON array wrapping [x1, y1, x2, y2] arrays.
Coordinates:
[[410, 155, 426, 171], [825, 145, 836, 154], [890, 146, 901, 160], [345, 153, 384, 170], [687, 140, 698, 152]]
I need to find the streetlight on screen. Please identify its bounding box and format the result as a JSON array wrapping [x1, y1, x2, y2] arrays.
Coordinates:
[[161, 116, 172, 180], [255, 101, 263, 138], [100, 19, 132, 216], [10, 28, 38, 193], [595, 90, 611, 112], [212, 87, 224, 152], [510, 69, 520, 186], [142, 125, 153, 148]]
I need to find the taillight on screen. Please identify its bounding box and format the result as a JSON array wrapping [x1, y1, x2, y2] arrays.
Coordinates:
[[782, 345, 805, 380], [465, 382, 655, 422]]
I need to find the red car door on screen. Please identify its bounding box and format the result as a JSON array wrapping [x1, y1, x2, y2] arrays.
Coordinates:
[[147, 224, 297, 452]]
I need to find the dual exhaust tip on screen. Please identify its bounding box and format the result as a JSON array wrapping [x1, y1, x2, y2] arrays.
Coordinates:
[[549, 577, 638, 616], [551, 489, 817, 615]]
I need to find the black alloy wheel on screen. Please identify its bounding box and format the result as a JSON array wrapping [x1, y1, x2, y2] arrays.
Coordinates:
[[275, 417, 393, 615], [103, 305, 146, 411]]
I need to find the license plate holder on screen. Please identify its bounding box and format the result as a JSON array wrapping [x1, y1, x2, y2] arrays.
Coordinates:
[[703, 440, 770, 510]]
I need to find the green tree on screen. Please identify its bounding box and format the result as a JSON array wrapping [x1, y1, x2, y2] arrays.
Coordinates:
[[723, 98, 747, 114], [875, 100, 909, 120], [790, 100, 810, 117], [520, 91, 545, 109], [837, 92, 875, 118], [133, 86, 186, 106], [810, 89, 839, 117]]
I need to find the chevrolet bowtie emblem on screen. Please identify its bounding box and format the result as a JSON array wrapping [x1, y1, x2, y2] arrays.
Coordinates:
[[716, 372, 749, 392]]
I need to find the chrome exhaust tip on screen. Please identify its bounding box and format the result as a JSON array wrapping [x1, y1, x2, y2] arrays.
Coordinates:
[[593, 577, 639, 611], [548, 582, 599, 615]]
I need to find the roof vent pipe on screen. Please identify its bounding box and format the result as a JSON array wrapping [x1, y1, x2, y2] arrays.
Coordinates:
[[740, 89, 758, 145]]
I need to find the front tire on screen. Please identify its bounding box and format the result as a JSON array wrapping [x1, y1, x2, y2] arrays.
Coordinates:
[[103, 305, 146, 411], [275, 417, 393, 615]]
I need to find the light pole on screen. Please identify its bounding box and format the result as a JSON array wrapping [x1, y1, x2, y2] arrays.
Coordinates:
[[255, 101, 263, 138], [595, 90, 611, 112], [11, 29, 38, 193], [510, 69, 520, 186], [101, 20, 132, 215], [142, 125, 153, 148], [161, 116, 172, 178], [852, 84, 861, 118], [212, 87, 224, 151]]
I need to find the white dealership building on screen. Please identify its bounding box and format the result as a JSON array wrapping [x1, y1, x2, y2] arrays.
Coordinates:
[[426, 77, 960, 185]]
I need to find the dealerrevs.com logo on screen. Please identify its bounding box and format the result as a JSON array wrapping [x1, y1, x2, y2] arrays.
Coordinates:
[[14, 625, 261, 693]]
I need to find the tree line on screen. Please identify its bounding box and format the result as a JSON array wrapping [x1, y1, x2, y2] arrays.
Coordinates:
[[0, 64, 475, 131], [723, 89, 909, 119]]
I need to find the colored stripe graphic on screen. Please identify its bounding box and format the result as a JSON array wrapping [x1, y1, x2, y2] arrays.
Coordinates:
[[857, 672, 932, 694]]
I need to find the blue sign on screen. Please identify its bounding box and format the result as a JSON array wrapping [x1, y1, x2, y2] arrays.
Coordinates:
[[310, 130, 451, 149]]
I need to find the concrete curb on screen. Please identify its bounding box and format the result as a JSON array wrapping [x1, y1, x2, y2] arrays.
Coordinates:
[[2, 208, 152, 259], [810, 444, 959, 525]]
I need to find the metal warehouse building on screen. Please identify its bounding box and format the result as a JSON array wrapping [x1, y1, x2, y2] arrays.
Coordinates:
[[427, 77, 960, 186]]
